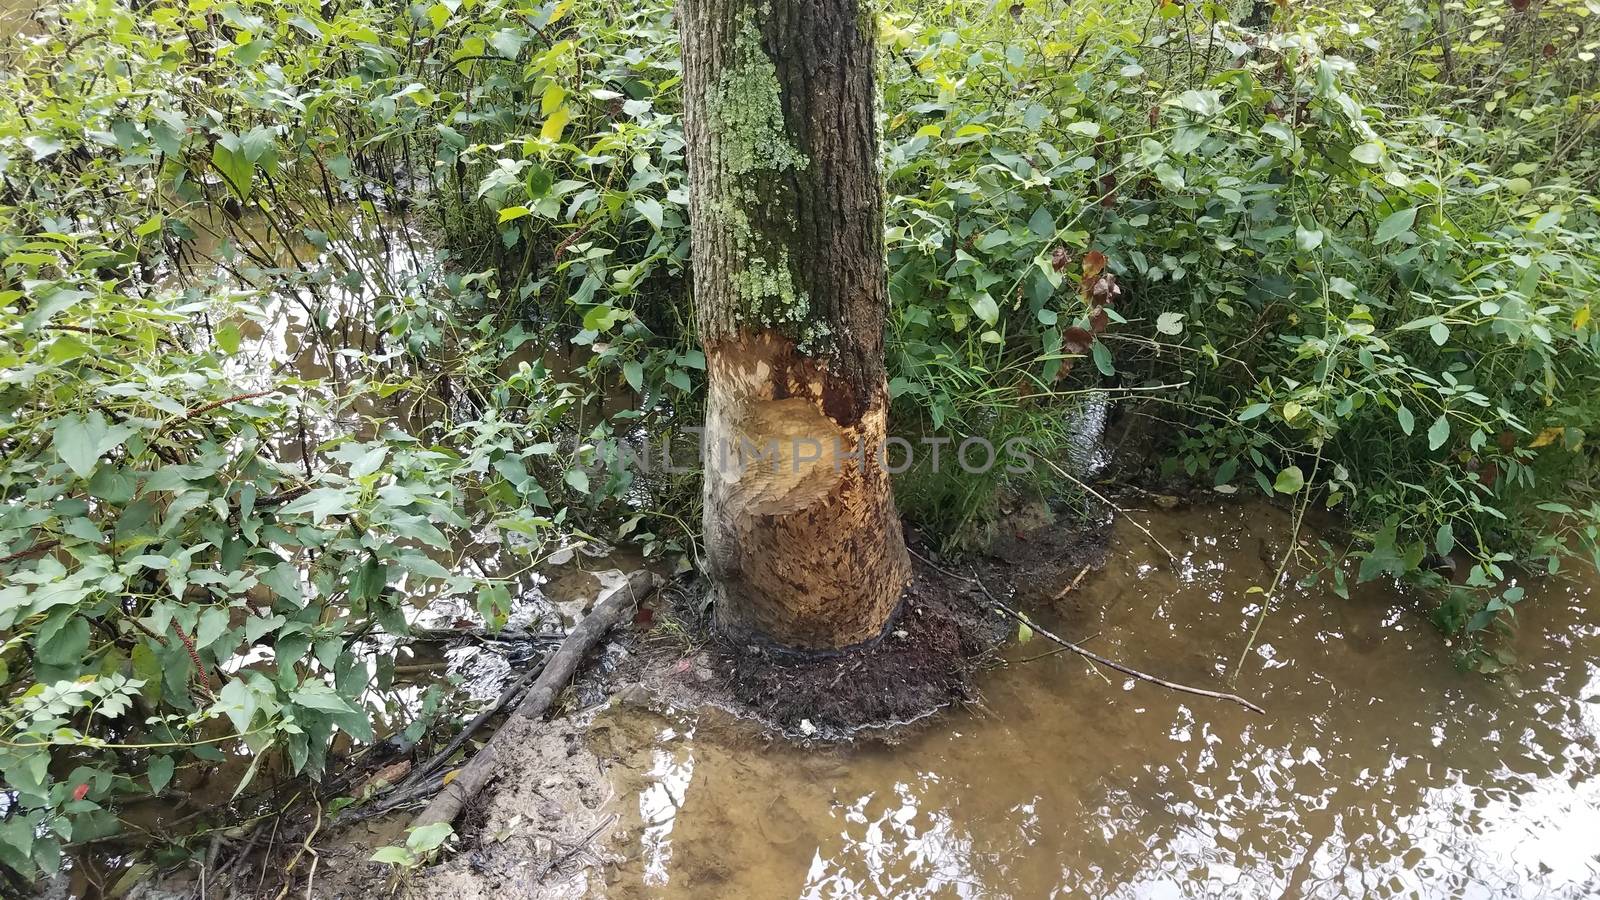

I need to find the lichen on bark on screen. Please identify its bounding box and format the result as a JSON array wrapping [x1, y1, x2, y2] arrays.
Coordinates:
[[706, 8, 830, 349]]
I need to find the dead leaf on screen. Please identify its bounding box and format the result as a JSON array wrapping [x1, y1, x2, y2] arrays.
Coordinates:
[[1083, 250, 1107, 281], [1063, 327, 1094, 354], [1529, 427, 1564, 448]]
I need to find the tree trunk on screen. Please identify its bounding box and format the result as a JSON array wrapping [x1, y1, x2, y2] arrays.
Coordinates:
[[679, 0, 911, 649]]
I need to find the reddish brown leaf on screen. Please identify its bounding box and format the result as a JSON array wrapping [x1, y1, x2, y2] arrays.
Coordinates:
[[1086, 272, 1122, 308], [1051, 246, 1071, 272], [1082, 250, 1107, 280], [73, 783, 89, 801], [1096, 173, 1118, 208], [1063, 327, 1094, 354]]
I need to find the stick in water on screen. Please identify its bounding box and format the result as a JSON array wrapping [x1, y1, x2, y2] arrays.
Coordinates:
[[909, 548, 1264, 715], [410, 569, 659, 829]]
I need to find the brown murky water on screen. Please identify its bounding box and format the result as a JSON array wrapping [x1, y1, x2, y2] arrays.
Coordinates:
[[596, 501, 1600, 899]]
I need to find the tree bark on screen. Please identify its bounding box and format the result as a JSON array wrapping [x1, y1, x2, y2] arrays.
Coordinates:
[[680, 0, 911, 649]]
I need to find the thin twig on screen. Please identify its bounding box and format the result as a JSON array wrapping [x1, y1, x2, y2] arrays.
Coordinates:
[[272, 801, 321, 900], [0, 539, 58, 566], [908, 549, 1264, 715], [401, 656, 549, 791], [1016, 631, 1101, 664], [1037, 457, 1178, 562], [992, 597, 1265, 715], [1052, 565, 1092, 601], [538, 812, 618, 881], [157, 389, 281, 436], [1231, 445, 1323, 681]]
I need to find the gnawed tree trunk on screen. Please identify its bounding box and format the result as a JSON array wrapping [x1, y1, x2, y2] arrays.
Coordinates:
[[680, 0, 911, 649]]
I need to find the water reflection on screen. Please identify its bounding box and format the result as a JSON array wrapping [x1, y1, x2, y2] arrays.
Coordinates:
[[607, 501, 1600, 898]]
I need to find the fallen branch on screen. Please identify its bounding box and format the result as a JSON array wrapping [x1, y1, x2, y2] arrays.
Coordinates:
[[1051, 565, 1092, 601], [991, 600, 1265, 715], [1036, 457, 1178, 563], [399, 655, 551, 793], [409, 570, 658, 829], [908, 548, 1264, 715]]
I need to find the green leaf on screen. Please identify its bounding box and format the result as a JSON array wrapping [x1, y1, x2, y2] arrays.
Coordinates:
[[52, 412, 132, 479], [1375, 207, 1418, 244], [349, 445, 389, 479], [1090, 341, 1115, 376], [1296, 226, 1324, 251], [540, 106, 571, 143], [498, 206, 531, 223], [1239, 403, 1270, 421], [634, 197, 663, 229], [1397, 405, 1415, 435], [582, 304, 629, 332], [370, 847, 417, 866], [1027, 206, 1055, 238], [277, 487, 355, 522], [36, 615, 90, 667], [1428, 414, 1451, 450], [195, 607, 230, 650], [211, 139, 253, 201], [622, 360, 644, 392], [1273, 465, 1306, 494], [147, 756, 175, 795], [1016, 619, 1034, 643], [1351, 142, 1383, 165], [1155, 311, 1185, 335], [1429, 321, 1449, 346], [215, 322, 242, 355], [406, 823, 453, 854], [1434, 522, 1455, 557], [969, 292, 999, 326], [1173, 89, 1223, 117], [290, 682, 358, 714], [23, 135, 64, 160], [564, 468, 590, 494]]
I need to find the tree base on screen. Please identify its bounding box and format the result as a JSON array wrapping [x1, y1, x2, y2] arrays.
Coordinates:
[[707, 555, 1005, 740]]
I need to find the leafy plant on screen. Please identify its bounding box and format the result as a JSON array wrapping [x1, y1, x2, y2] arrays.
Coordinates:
[[369, 822, 455, 870]]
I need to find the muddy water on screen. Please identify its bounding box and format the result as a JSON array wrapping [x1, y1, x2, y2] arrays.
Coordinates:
[[599, 501, 1600, 898]]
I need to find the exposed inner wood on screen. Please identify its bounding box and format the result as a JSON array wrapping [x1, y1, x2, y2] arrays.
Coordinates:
[[702, 332, 911, 649]]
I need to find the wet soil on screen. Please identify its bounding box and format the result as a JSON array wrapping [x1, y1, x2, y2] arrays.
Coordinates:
[[621, 504, 1109, 743]]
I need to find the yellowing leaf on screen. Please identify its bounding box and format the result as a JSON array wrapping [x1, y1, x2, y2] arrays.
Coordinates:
[[1529, 427, 1564, 448], [540, 83, 566, 116], [541, 105, 571, 143], [1575, 307, 1591, 330], [442, 768, 462, 785]]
